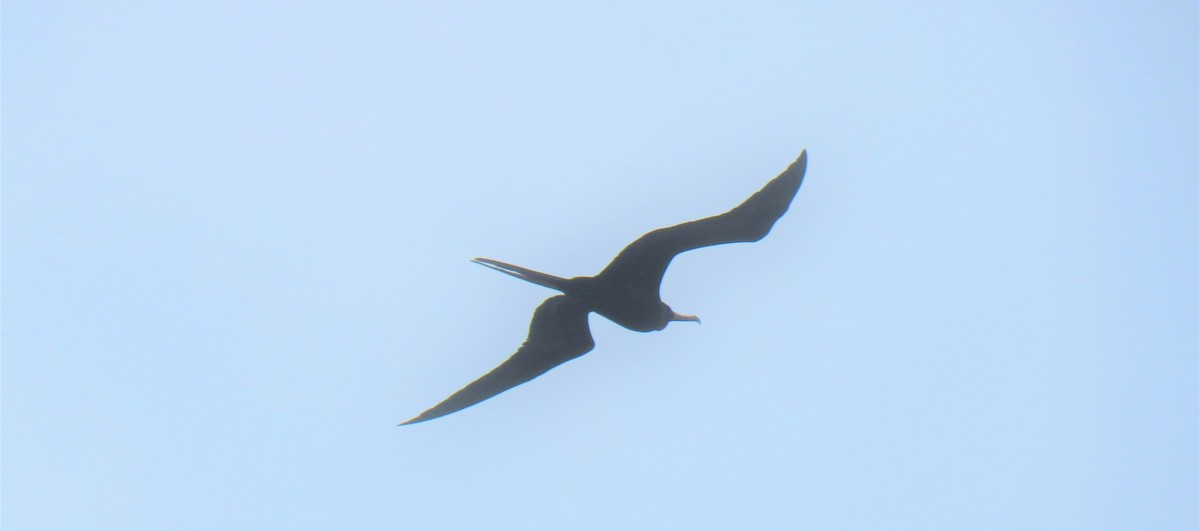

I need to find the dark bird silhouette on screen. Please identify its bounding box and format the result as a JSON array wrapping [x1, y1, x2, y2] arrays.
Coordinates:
[[401, 150, 808, 425]]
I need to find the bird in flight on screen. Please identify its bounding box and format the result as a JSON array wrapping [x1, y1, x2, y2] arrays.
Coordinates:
[[401, 150, 808, 425]]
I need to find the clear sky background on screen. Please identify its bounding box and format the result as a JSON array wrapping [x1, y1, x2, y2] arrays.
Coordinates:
[[4, 2, 1196, 530]]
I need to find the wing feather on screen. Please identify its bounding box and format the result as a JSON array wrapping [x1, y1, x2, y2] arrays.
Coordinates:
[[595, 151, 807, 295], [400, 295, 594, 425]]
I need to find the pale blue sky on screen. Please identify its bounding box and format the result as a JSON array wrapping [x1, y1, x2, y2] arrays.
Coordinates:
[[5, 2, 1197, 530]]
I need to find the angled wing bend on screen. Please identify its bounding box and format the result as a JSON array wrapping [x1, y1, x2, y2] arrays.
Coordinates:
[[595, 150, 807, 296], [400, 295, 594, 425]]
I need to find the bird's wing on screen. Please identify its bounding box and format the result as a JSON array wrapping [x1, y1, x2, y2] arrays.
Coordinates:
[[400, 295, 595, 425], [595, 150, 807, 296]]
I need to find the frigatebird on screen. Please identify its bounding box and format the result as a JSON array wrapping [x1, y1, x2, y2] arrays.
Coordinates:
[[401, 150, 808, 425]]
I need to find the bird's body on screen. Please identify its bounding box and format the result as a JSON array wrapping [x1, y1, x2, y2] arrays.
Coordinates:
[[402, 151, 808, 425], [469, 263, 678, 332]]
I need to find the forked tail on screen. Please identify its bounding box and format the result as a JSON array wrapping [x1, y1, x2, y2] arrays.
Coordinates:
[[471, 258, 572, 293]]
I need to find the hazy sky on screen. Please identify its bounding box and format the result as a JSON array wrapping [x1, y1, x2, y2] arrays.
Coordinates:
[[5, 2, 1196, 530]]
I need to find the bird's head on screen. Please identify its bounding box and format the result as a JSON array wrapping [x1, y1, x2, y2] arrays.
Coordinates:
[[659, 303, 701, 329]]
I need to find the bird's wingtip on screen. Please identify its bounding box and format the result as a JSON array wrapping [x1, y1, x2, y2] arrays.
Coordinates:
[[788, 149, 808, 173]]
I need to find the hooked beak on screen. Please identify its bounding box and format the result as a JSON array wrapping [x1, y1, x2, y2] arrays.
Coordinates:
[[671, 311, 701, 325]]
